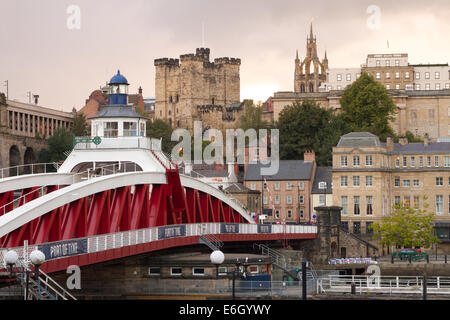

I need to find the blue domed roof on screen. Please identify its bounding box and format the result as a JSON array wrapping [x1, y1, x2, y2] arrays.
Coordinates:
[[109, 70, 129, 85]]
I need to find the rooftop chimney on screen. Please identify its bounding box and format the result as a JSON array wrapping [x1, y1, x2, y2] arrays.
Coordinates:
[[304, 150, 316, 162], [386, 136, 394, 151], [424, 133, 429, 146], [399, 136, 408, 146], [33, 95, 39, 105]]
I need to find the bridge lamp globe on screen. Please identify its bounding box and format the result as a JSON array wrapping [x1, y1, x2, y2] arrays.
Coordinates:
[[5, 250, 19, 274], [30, 249, 45, 279], [210, 250, 225, 278]]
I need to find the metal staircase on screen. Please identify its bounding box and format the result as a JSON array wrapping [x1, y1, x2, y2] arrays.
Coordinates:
[[199, 234, 224, 252], [253, 243, 317, 281], [12, 264, 77, 300]]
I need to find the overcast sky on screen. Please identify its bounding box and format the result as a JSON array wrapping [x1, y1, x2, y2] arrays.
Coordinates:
[[0, 0, 449, 112]]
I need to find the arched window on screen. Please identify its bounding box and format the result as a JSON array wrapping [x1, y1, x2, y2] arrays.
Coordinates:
[[309, 83, 314, 92], [300, 84, 305, 93]]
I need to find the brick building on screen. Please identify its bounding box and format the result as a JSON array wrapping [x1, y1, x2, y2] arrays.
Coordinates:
[[244, 151, 317, 224]]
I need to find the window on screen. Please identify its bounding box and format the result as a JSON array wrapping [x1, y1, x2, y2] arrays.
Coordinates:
[[386, 72, 391, 79], [287, 209, 292, 218], [356, 73, 361, 79], [192, 267, 205, 276], [286, 195, 292, 204], [436, 177, 443, 186], [415, 84, 421, 90], [341, 221, 349, 231], [274, 195, 280, 204], [366, 155, 373, 166], [414, 196, 420, 208], [386, 60, 390, 67], [249, 266, 259, 274], [353, 176, 360, 187], [419, 156, 423, 167], [140, 123, 145, 136], [395, 72, 400, 79], [404, 196, 410, 207], [376, 72, 381, 80], [250, 183, 256, 190], [346, 74, 351, 81], [415, 72, 420, 80], [402, 180, 410, 187], [341, 176, 348, 187], [396, 84, 400, 89], [405, 72, 410, 79], [435, 72, 440, 80], [218, 267, 228, 275], [386, 84, 390, 90], [353, 196, 360, 215], [394, 177, 400, 187], [286, 182, 292, 190], [436, 83, 440, 90], [403, 156, 407, 167], [411, 156, 415, 167], [341, 156, 348, 167], [337, 85, 342, 90], [366, 222, 373, 235], [319, 195, 326, 206], [376, 60, 380, 67], [425, 83, 431, 90], [298, 182, 304, 190], [103, 122, 118, 137], [340, 196, 348, 216], [445, 156, 450, 167], [274, 183, 280, 190], [353, 222, 361, 234], [435, 156, 439, 167], [170, 267, 182, 276], [446, 83, 450, 89], [123, 122, 137, 136], [394, 196, 401, 205], [436, 195, 444, 215], [366, 196, 373, 215], [427, 156, 431, 167], [337, 74, 342, 81], [413, 179, 419, 187], [395, 60, 400, 67], [395, 159, 400, 168], [366, 176, 373, 187], [425, 72, 430, 79], [148, 267, 160, 275], [299, 195, 304, 204], [263, 195, 268, 205], [353, 156, 360, 166]]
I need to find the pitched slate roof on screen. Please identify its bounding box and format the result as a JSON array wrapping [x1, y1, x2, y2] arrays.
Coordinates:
[[89, 105, 148, 120], [245, 160, 314, 181], [312, 167, 332, 194], [387, 142, 450, 154]]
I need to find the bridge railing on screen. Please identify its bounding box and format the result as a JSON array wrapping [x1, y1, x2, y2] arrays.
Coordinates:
[[73, 136, 162, 151], [0, 223, 318, 269], [0, 162, 61, 179], [0, 161, 139, 216]]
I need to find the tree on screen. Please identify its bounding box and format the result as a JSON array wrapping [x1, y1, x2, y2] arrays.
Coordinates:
[[371, 200, 439, 249], [340, 72, 397, 141], [71, 113, 89, 137], [276, 99, 344, 166], [238, 100, 270, 131], [146, 118, 175, 154], [38, 128, 74, 163]]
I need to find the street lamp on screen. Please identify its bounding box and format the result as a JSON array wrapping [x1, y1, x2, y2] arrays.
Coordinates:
[[4, 249, 46, 300], [210, 250, 225, 279]]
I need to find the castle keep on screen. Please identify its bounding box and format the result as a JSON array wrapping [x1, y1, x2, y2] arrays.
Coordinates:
[[154, 48, 243, 132]]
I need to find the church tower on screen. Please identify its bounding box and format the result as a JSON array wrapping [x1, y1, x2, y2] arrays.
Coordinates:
[[294, 23, 328, 93]]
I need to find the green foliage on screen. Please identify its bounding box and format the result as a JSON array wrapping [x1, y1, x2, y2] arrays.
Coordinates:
[[276, 100, 344, 166], [238, 100, 270, 131], [371, 200, 439, 249], [71, 113, 89, 137], [146, 118, 175, 154], [38, 128, 74, 163], [340, 72, 397, 141]]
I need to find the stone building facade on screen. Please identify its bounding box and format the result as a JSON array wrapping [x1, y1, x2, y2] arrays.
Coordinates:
[[271, 89, 450, 141], [0, 93, 74, 170], [331, 132, 450, 250], [154, 48, 243, 132]]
